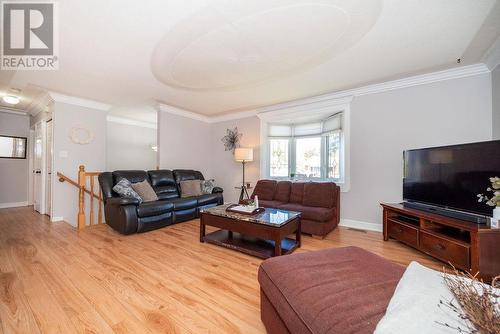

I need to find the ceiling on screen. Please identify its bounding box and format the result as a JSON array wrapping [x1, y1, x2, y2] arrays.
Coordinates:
[[1, 0, 499, 117]]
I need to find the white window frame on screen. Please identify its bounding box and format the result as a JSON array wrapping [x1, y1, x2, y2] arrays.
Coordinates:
[[258, 96, 351, 192]]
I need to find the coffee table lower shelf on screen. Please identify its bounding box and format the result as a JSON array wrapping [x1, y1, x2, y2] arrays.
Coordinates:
[[203, 230, 299, 259]]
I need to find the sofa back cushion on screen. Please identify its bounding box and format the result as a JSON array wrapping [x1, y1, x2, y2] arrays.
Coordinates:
[[148, 170, 179, 200], [289, 182, 306, 204], [303, 182, 337, 208], [252, 180, 277, 201], [274, 181, 291, 202], [113, 170, 148, 184], [173, 170, 205, 184]]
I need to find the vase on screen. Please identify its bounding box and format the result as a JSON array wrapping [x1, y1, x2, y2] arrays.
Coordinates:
[[494, 206, 500, 219]]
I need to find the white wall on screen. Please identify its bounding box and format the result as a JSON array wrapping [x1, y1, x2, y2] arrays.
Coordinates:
[[211, 116, 261, 203], [343, 73, 492, 226], [106, 120, 157, 171], [493, 65, 500, 139], [158, 111, 213, 178], [52, 102, 106, 226], [0, 112, 30, 207]]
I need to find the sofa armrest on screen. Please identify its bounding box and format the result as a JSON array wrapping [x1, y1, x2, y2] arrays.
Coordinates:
[[107, 197, 140, 206], [212, 187, 223, 194]]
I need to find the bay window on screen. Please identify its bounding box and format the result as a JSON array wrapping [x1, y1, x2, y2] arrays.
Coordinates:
[[268, 112, 344, 182]]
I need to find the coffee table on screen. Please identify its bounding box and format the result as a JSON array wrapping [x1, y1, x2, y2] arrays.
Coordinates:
[[200, 204, 301, 258]]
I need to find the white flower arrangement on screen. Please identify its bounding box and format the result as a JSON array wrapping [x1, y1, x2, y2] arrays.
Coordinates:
[[477, 177, 500, 207]]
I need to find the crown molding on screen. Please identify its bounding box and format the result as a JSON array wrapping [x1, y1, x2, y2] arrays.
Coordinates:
[[106, 115, 157, 129], [482, 35, 500, 71], [26, 91, 53, 116], [0, 107, 28, 116], [156, 63, 490, 124], [158, 103, 211, 123], [209, 109, 259, 123], [48, 91, 111, 111]]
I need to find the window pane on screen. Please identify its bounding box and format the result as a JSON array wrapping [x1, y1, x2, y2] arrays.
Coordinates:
[[270, 139, 289, 177], [328, 132, 341, 179], [295, 137, 321, 178]]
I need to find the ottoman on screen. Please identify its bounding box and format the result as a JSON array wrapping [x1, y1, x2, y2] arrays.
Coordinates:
[[258, 246, 405, 334]]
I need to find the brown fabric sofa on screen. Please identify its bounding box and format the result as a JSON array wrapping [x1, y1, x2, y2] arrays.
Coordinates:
[[258, 246, 404, 334], [250, 180, 340, 237]]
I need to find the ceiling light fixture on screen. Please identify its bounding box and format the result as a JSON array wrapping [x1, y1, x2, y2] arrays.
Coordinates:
[[2, 95, 20, 105]]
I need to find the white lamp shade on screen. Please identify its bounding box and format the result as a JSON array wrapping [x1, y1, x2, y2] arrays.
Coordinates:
[[234, 147, 253, 162]]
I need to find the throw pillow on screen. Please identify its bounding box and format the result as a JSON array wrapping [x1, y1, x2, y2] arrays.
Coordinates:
[[131, 179, 158, 202], [112, 178, 142, 203], [201, 179, 215, 194], [180, 180, 202, 198], [374, 262, 500, 334]]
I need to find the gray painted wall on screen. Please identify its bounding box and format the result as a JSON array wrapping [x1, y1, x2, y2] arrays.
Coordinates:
[[493, 65, 500, 139], [52, 102, 106, 225], [106, 121, 157, 171], [211, 116, 261, 203], [342, 73, 492, 225], [158, 111, 213, 178], [0, 112, 30, 206]]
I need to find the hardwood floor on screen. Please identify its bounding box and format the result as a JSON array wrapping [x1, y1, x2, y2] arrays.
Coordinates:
[[0, 206, 443, 334]]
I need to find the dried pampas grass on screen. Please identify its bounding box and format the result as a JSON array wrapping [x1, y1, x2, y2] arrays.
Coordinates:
[[438, 267, 499, 334]]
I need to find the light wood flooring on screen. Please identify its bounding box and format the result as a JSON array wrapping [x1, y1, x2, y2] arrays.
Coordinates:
[[0, 206, 442, 334]]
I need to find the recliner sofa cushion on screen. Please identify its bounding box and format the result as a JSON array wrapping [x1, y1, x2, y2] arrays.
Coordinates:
[[197, 193, 220, 206], [170, 198, 197, 211], [278, 203, 333, 222], [173, 169, 205, 184], [258, 200, 285, 208], [180, 180, 202, 198], [252, 180, 277, 201], [289, 182, 305, 204], [273, 181, 291, 202], [113, 170, 148, 184], [148, 170, 179, 199], [303, 182, 335, 208], [137, 200, 174, 218]]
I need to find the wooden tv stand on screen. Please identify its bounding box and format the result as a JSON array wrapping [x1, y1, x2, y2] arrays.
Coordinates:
[[381, 203, 500, 281]]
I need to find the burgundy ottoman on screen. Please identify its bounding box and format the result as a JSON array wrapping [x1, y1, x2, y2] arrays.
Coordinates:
[[258, 247, 405, 334]]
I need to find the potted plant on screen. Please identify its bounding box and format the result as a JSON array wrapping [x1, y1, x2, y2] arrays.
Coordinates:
[[477, 176, 500, 225]]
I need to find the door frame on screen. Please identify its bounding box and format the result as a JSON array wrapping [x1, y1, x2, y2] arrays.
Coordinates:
[[45, 119, 53, 217], [31, 120, 48, 215]]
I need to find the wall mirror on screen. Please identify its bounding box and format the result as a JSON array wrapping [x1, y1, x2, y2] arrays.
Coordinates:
[[0, 135, 27, 159]]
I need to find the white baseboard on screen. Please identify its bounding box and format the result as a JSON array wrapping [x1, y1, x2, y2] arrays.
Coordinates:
[[0, 201, 29, 209], [51, 216, 64, 222], [339, 218, 383, 232]]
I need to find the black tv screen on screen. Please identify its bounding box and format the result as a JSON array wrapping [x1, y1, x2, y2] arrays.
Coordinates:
[[403, 140, 500, 217]]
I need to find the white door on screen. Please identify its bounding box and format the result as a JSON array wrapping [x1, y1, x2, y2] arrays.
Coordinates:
[[45, 120, 53, 216], [33, 123, 43, 213]]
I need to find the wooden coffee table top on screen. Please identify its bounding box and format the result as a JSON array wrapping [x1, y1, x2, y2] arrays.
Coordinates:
[[200, 204, 302, 258], [200, 204, 301, 227]]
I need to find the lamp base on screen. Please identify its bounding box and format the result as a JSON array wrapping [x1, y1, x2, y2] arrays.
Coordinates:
[[239, 185, 250, 203]]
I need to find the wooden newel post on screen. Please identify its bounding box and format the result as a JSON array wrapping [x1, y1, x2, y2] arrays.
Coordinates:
[[78, 165, 86, 230]]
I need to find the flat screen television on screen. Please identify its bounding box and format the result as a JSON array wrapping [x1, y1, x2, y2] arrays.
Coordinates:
[[403, 140, 500, 223]]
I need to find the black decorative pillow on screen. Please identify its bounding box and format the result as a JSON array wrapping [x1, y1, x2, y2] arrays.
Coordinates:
[[113, 178, 143, 203], [201, 179, 215, 194]]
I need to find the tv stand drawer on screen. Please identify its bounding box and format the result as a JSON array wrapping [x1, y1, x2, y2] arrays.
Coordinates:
[[419, 231, 470, 270], [387, 220, 418, 248]]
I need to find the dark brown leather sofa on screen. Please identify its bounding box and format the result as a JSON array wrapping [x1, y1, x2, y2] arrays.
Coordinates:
[[250, 180, 340, 238], [258, 246, 404, 334], [98, 169, 223, 234]]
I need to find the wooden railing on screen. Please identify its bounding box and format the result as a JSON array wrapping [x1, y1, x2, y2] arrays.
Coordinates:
[[57, 165, 104, 230]]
